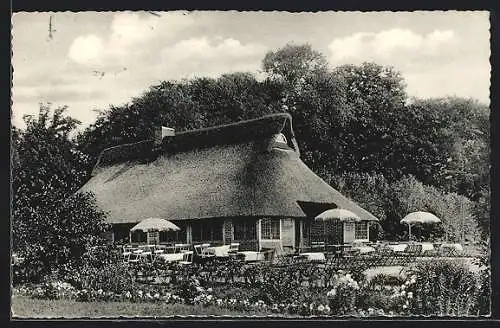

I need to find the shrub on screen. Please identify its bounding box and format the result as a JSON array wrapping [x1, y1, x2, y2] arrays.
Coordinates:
[[326, 272, 360, 315], [67, 245, 136, 294], [405, 259, 482, 316]]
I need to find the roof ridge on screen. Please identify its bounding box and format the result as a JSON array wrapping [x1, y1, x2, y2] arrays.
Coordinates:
[[92, 113, 298, 174]]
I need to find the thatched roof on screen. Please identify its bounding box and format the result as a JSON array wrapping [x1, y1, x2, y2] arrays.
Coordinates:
[[79, 113, 378, 224]]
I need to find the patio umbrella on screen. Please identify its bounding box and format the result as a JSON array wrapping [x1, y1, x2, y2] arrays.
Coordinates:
[[130, 218, 180, 244], [130, 218, 180, 232], [401, 211, 441, 241], [315, 208, 363, 222]]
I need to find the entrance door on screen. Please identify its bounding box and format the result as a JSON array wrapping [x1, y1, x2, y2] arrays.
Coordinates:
[[344, 223, 355, 243], [295, 220, 301, 250]]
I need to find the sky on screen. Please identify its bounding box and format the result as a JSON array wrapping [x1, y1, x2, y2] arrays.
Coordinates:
[[11, 11, 490, 130]]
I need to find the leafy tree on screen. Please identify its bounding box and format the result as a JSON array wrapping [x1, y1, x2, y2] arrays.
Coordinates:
[[330, 62, 408, 177], [77, 73, 283, 163], [12, 104, 108, 282], [386, 175, 479, 242], [408, 97, 490, 199], [262, 43, 329, 89], [73, 44, 490, 242]]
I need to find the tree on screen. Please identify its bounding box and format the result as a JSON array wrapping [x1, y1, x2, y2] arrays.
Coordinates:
[[408, 97, 490, 199], [386, 175, 479, 242], [330, 62, 409, 177], [262, 43, 329, 88], [77, 73, 283, 163], [12, 104, 108, 282]]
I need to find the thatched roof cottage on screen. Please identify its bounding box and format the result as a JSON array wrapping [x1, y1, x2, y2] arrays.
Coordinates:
[[79, 113, 378, 252]]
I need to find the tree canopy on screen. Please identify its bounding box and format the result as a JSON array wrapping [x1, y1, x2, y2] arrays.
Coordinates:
[[13, 43, 490, 255]]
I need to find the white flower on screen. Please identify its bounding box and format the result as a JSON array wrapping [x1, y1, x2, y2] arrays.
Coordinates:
[[400, 290, 406, 296], [196, 286, 204, 292], [318, 304, 325, 312], [407, 292, 413, 299], [97, 289, 103, 295], [324, 305, 331, 312], [125, 291, 132, 299], [402, 304, 408, 309], [207, 288, 213, 293], [154, 293, 160, 299]]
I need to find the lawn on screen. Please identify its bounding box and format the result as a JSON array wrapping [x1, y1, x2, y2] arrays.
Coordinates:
[[11, 296, 298, 319]]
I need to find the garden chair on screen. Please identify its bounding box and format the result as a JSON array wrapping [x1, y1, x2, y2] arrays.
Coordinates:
[[401, 243, 422, 265], [194, 245, 203, 256], [179, 251, 194, 265], [311, 241, 326, 251], [127, 253, 141, 264], [229, 243, 240, 253], [174, 243, 190, 253]]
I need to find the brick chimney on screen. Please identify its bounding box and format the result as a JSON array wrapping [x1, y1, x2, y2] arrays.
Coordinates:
[[154, 126, 175, 146]]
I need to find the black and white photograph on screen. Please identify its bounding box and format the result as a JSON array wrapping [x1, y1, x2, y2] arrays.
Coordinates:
[[10, 10, 491, 318]]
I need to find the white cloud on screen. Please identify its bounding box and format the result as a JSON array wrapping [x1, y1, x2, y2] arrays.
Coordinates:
[[165, 37, 266, 61], [328, 28, 456, 65], [67, 11, 196, 68], [158, 37, 267, 79], [68, 35, 105, 65]]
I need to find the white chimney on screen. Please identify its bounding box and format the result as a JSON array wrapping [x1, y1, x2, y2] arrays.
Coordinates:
[[154, 126, 175, 145]]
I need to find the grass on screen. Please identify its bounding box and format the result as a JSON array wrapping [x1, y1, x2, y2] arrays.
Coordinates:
[[11, 296, 298, 319]]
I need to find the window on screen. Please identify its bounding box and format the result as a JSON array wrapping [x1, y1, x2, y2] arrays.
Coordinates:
[[234, 220, 256, 240], [273, 133, 287, 144], [148, 231, 159, 244], [355, 222, 368, 240], [261, 218, 280, 240], [192, 221, 223, 242]]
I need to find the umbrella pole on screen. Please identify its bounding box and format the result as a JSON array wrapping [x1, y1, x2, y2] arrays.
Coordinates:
[[129, 231, 132, 245], [408, 224, 412, 242]]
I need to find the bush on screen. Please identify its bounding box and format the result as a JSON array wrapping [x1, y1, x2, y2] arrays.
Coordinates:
[[405, 259, 482, 316], [67, 245, 136, 294], [326, 272, 360, 315]]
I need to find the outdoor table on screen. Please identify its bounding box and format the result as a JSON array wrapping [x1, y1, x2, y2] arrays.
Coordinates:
[[387, 244, 407, 252], [205, 245, 231, 257], [420, 243, 434, 252], [158, 252, 184, 262], [440, 243, 463, 255], [174, 244, 191, 253], [352, 246, 376, 254], [298, 252, 326, 262], [237, 251, 264, 262]]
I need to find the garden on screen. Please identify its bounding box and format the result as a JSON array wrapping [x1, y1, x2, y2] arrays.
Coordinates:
[[12, 244, 490, 318], [11, 43, 491, 318]]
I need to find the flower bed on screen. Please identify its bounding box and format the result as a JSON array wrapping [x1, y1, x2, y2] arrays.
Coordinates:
[[12, 257, 490, 317]]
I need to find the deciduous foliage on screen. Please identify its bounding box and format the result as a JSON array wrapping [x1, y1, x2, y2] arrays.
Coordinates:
[[12, 104, 108, 282], [21, 44, 490, 245]]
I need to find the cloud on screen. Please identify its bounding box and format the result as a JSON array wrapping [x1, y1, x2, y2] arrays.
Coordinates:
[[157, 36, 267, 79], [68, 35, 104, 65], [328, 28, 456, 67], [67, 11, 196, 68]]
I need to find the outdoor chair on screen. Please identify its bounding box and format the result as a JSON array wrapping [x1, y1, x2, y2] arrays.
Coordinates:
[[261, 248, 276, 262], [311, 241, 326, 251], [401, 243, 422, 265], [439, 244, 463, 257], [193, 245, 203, 256], [127, 253, 141, 264], [179, 251, 194, 265], [229, 243, 240, 253]]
